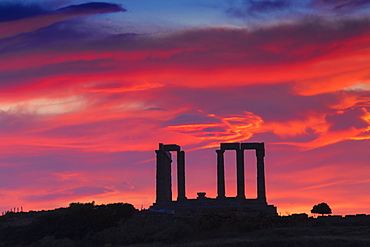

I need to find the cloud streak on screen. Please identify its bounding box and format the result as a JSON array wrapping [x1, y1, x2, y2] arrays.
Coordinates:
[[311, 0, 370, 13], [0, 2, 125, 39], [226, 0, 291, 18], [0, 2, 47, 22]]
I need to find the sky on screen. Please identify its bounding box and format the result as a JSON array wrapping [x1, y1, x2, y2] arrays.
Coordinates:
[[0, 0, 369, 216]]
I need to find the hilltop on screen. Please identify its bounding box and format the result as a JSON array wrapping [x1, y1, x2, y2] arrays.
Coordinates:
[[1, 202, 370, 246]]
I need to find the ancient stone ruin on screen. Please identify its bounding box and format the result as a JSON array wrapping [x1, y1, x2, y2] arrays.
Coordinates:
[[150, 142, 277, 216]]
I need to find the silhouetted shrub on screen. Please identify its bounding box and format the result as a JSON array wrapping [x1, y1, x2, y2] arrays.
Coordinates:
[[311, 202, 332, 216], [0, 202, 136, 246]]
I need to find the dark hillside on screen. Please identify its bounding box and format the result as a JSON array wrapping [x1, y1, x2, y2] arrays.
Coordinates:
[[1, 205, 370, 247]]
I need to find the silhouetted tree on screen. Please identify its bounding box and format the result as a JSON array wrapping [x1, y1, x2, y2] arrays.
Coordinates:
[[311, 202, 332, 216]]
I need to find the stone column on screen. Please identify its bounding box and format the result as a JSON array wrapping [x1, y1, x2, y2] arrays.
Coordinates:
[[177, 151, 186, 201], [155, 150, 165, 203], [256, 147, 266, 203], [216, 150, 225, 199], [163, 151, 172, 202], [236, 149, 245, 199]]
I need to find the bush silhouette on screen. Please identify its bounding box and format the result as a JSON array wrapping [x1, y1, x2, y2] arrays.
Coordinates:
[[311, 202, 332, 216], [0, 202, 137, 246]]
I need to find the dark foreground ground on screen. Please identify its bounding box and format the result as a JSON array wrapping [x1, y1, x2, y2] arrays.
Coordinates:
[[138, 226, 370, 247], [1, 203, 370, 247]]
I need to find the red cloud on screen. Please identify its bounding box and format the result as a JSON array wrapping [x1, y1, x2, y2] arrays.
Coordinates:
[[0, 15, 370, 215], [1, 18, 370, 100]]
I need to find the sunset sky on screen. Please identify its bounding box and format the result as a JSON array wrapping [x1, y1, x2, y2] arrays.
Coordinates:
[[0, 0, 370, 216]]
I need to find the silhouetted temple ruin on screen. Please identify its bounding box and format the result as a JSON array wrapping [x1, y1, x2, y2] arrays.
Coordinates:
[[150, 142, 277, 216]]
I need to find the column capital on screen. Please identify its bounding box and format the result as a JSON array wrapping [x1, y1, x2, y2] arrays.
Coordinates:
[[216, 149, 225, 154]]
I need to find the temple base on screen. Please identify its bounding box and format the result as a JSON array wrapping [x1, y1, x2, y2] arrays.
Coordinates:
[[150, 196, 277, 216]]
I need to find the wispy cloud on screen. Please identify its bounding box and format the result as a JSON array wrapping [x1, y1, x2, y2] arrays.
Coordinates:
[[0, 2, 47, 22], [226, 0, 291, 18], [0, 2, 125, 39], [311, 0, 370, 13]]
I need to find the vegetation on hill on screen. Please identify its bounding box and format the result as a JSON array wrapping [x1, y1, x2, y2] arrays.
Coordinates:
[[1, 202, 370, 247], [0, 202, 136, 246]]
